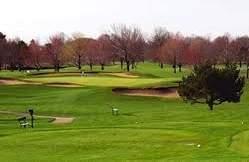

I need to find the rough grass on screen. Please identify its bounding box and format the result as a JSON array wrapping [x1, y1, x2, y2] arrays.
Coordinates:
[[0, 62, 248, 161]]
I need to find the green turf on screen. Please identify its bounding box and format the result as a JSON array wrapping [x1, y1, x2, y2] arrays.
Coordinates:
[[0, 62, 249, 161]]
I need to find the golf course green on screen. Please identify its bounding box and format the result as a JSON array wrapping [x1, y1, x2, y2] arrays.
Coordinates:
[[0, 62, 249, 161]]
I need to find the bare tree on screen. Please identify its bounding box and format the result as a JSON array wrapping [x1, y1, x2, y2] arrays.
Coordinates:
[[45, 33, 65, 72], [187, 37, 213, 65], [28, 40, 44, 71], [109, 24, 145, 71], [84, 39, 98, 71], [65, 33, 91, 70], [0, 32, 7, 70], [234, 36, 249, 68], [213, 34, 233, 64], [162, 34, 186, 73], [149, 27, 170, 68], [234, 36, 249, 78], [96, 34, 113, 70], [16, 40, 28, 71]]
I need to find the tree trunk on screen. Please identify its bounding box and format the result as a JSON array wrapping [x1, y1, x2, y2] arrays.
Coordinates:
[[178, 64, 182, 72], [55, 67, 59, 72], [101, 64, 105, 71], [173, 65, 177, 73], [10, 63, 15, 71], [160, 63, 163, 69], [239, 61, 242, 68], [54, 54, 60, 72], [35, 64, 41, 71], [18, 64, 22, 72], [207, 96, 214, 111], [124, 52, 130, 71], [120, 59, 124, 70], [57, 64, 59, 72], [78, 55, 82, 70], [209, 104, 213, 111], [247, 63, 249, 79], [173, 55, 177, 73], [89, 63, 93, 71], [55, 64, 60, 72], [131, 61, 135, 69], [209, 105, 214, 111], [126, 61, 130, 72]]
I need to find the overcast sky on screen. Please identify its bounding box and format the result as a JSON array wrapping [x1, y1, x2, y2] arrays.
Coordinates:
[[0, 0, 248, 42]]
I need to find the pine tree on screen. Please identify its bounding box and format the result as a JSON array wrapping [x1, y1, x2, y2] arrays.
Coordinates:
[[178, 62, 245, 110]]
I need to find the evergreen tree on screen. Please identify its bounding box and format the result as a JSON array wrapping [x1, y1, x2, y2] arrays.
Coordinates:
[[178, 62, 245, 110]]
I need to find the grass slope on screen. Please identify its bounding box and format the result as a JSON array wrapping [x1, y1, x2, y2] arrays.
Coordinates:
[[0, 62, 248, 161]]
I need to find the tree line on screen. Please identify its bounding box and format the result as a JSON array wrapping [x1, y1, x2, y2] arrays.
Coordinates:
[[0, 25, 249, 75]]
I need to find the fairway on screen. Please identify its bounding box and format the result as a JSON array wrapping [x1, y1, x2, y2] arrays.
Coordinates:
[[0, 63, 249, 161]]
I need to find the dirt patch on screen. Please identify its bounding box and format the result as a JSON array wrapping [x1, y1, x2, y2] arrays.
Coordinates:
[[0, 79, 41, 86], [0, 79, 28, 85], [105, 73, 139, 78], [37, 115, 75, 124], [0, 111, 74, 124], [0, 79, 81, 88], [50, 117, 74, 124], [113, 87, 179, 98]]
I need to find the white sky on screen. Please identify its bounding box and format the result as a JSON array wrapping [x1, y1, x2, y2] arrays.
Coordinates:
[[0, 0, 248, 43]]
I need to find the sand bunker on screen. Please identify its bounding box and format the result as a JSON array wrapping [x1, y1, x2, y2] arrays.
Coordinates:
[[105, 73, 139, 78], [113, 87, 179, 98], [37, 115, 75, 124], [0, 79, 41, 86], [0, 79, 28, 85], [44, 83, 81, 88], [50, 117, 74, 124], [0, 79, 81, 88], [0, 111, 74, 124]]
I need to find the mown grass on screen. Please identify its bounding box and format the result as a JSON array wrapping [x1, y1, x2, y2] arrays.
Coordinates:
[[0, 62, 248, 161]]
